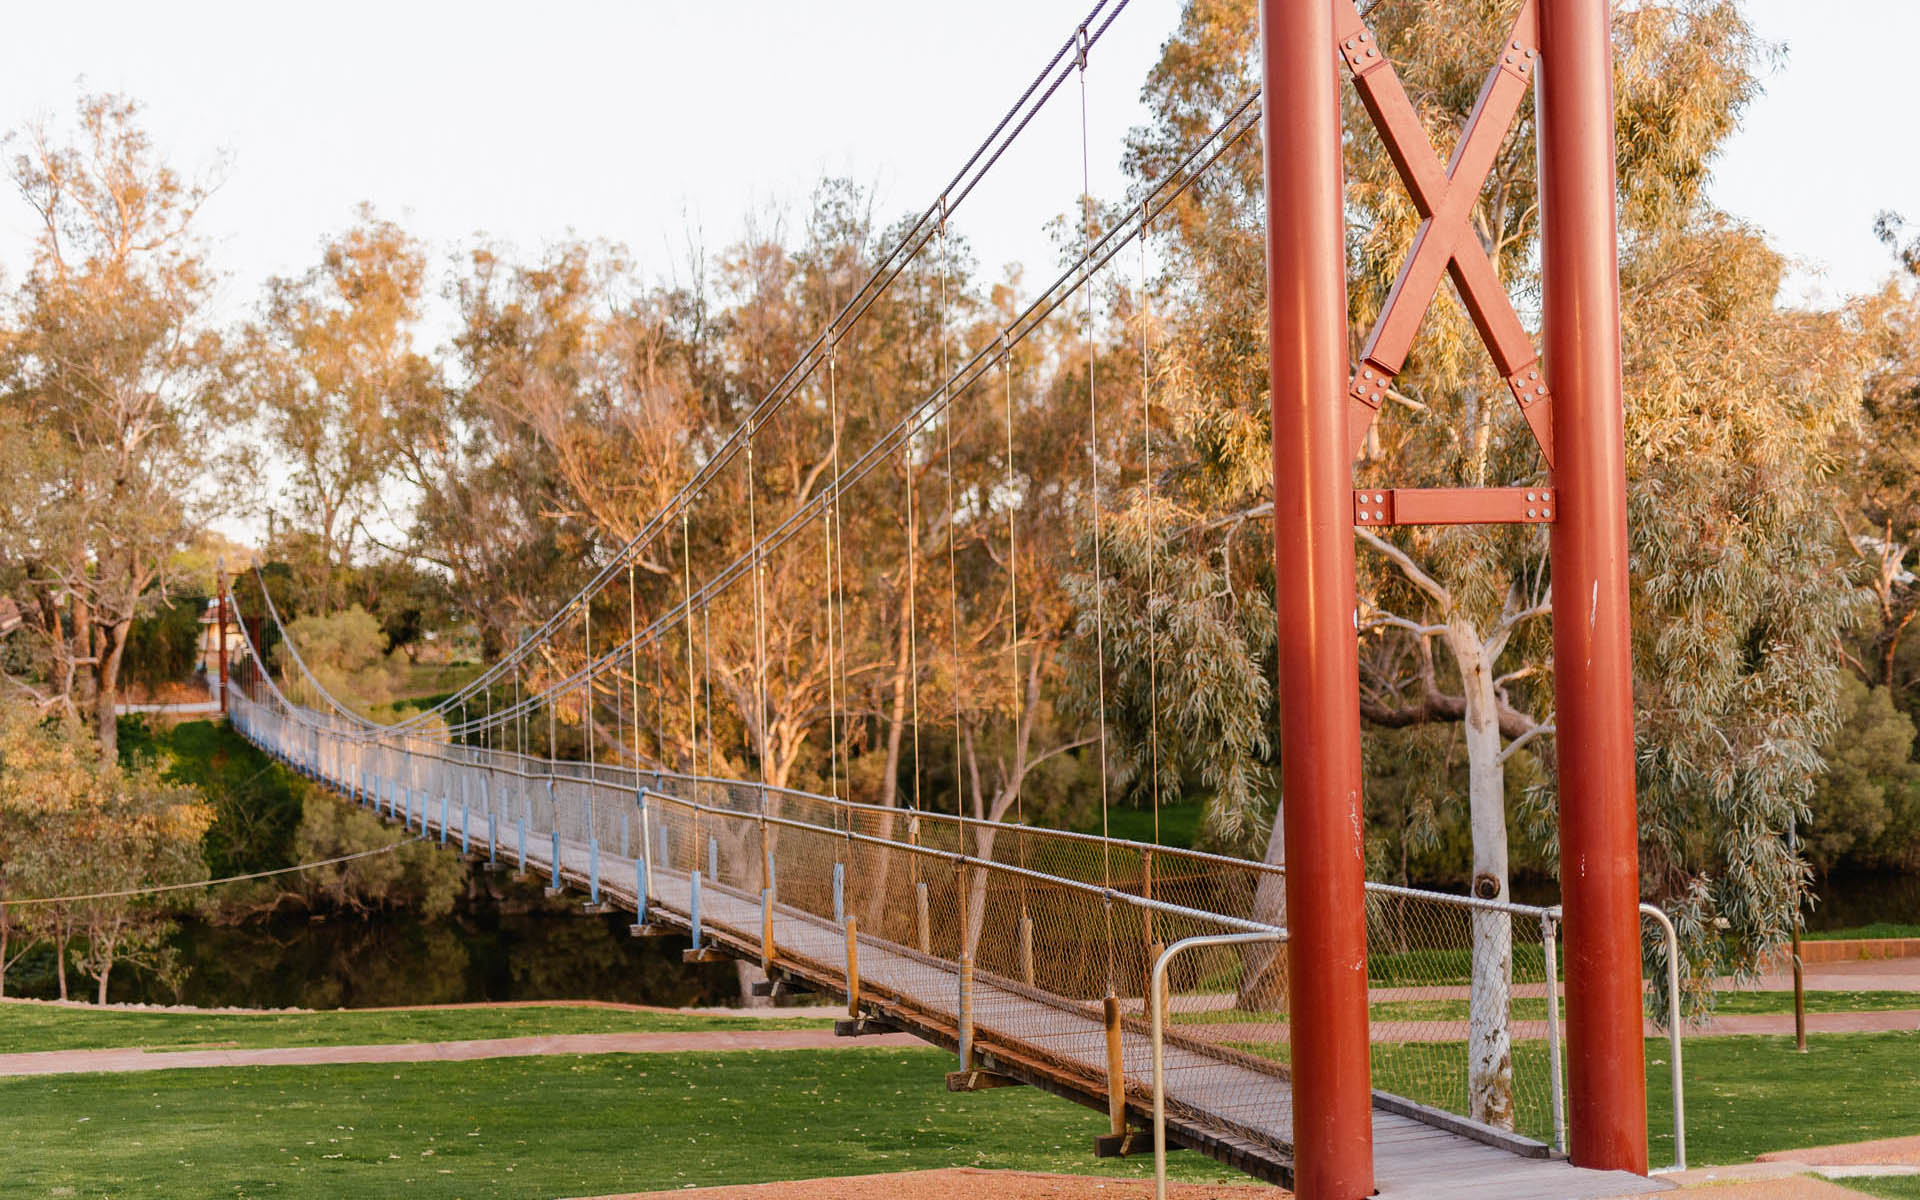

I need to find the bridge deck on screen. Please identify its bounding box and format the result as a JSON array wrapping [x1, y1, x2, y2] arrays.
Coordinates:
[[374, 782, 1666, 1200]]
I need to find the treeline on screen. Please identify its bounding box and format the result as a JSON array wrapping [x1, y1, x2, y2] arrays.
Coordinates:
[[5, 0, 1920, 997]]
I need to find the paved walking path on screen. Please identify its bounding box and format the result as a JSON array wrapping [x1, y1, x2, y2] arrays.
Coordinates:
[[0, 1027, 921, 1077]]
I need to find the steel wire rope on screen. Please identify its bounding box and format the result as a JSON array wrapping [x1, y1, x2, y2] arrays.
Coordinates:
[[1140, 199, 1161, 849], [384, 88, 1263, 749], [370, 0, 1134, 739], [418, 92, 1265, 745], [1073, 23, 1119, 990], [1001, 332, 1031, 919], [939, 203, 965, 845], [5, 838, 429, 907]]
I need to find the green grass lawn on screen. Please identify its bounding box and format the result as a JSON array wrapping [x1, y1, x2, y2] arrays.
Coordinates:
[[1342, 988, 1920, 1025], [1851, 1179, 1920, 1199], [1214, 1031, 1920, 1168], [0, 1002, 828, 1055], [0, 1049, 1250, 1198]]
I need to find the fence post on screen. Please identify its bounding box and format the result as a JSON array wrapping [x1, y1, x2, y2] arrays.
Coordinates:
[[461, 799, 471, 856], [549, 830, 562, 892], [439, 794, 449, 846], [761, 888, 775, 967], [1104, 993, 1127, 1140], [690, 870, 704, 951], [1019, 913, 1036, 986], [833, 862, 846, 926], [916, 881, 931, 955], [590, 838, 601, 906], [845, 915, 861, 1017], [1543, 911, 1567, 1156], [958, 953, 976, 1071]]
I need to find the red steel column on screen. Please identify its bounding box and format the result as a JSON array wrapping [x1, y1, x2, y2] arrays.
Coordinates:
[[1260, 1, 1373, 1195], [1537, 0, 1648, 1173]]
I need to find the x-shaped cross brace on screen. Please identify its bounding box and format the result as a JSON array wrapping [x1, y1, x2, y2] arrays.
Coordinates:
[[1339, 0, 1556, 468]]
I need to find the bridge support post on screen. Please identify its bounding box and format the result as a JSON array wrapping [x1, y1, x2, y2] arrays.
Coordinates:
[[1258, 0, 1374, 1195], [1538, 0, 1647, 1172], [915, 882, 931, 955], [845, 916, 860, 1016], [832, 862, 845, 926], [547, 831, 563, 895], [1103, 993, 1126, 1139], [957, 953, 976, 1070], [761, 888, 775, 967], [440, 794, 448, 846]]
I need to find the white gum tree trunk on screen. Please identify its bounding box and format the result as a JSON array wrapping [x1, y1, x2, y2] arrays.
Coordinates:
[[1445, 615, 1515, 1130]]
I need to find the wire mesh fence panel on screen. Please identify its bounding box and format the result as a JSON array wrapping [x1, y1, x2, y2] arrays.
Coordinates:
[[1362, 885, 1556, 1145]]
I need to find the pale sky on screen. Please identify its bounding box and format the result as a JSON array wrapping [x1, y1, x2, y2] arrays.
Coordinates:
[[0, 0, 1911, 338]]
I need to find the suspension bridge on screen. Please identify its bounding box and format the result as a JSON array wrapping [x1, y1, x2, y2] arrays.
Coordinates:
[[213, 0, 1669, 1196]]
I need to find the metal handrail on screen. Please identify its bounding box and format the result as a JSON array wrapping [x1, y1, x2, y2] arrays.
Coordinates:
[[238, 684, 1689, 1173], [1150, 930, 1288, 1200]]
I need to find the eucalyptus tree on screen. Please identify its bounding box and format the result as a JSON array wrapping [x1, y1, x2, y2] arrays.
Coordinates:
[[1094, 0, 1857, 1128], [0, 92, 228, 756], [247, 209, 436, 613]]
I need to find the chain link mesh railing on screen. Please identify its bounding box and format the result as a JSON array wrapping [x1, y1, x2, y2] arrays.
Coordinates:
[[230, 666, 1684, 1168]]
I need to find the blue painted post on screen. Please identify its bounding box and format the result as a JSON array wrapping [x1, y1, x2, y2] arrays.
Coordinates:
[[550, 830, 561, 890], [487, 809, 498, 866], [690, 870, 703, 950], [708, 836, 718, 881], [833, 862, 845, 926], [439, 794, 449, 845], [518, 816, 528, 872], [589, 839, 601, 906], [636, 854, 649, 924], [461, 799, 470, 856]]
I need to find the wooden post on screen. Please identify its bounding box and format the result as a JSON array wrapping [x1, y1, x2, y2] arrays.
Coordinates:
[[846, 916, 861, 1017], [1104, 993, 1127, 1138], [762, 888, 776, 968], [958, 954, 976, 1070], [1019, 913, 1036, 985], [916, 881, 932, 954]]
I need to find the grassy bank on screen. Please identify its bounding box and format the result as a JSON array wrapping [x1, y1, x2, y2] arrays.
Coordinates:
[[0, 1048, 1249, 1198], [0, 1001, 829, 1055]]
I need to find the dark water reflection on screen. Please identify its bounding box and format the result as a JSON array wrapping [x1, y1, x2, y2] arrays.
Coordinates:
[[7, 870, 742, 1007], [146, 908, 741, 1009]]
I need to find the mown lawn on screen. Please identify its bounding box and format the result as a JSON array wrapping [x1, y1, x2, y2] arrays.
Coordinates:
[[0, 1049, 1250, 1198], [0, 1001, 828, 1055], [1216, 1031, 1920, 1168]]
